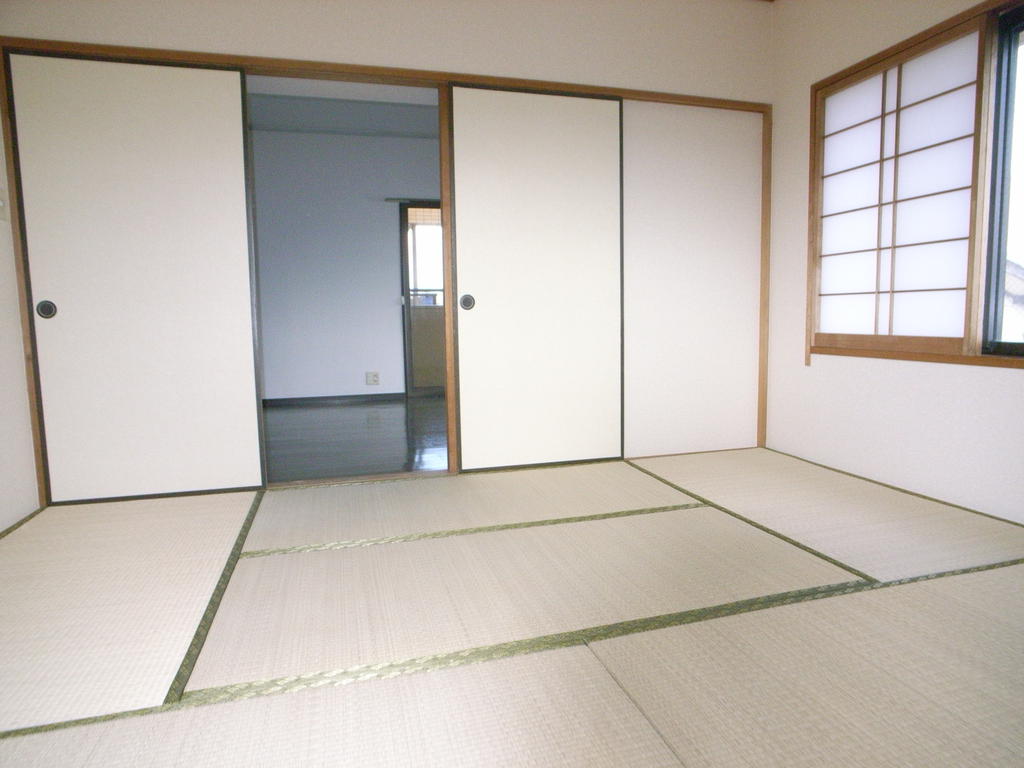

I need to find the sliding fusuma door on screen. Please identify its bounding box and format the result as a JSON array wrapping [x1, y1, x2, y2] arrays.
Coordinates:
[[451, 87, 621, 469], [9, 54, 261, 501]]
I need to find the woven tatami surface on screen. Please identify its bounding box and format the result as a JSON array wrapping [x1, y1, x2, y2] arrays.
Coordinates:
[[186, 506, 855, 689], [0, 648, 682, 767], [246, 461, 694, 551], [591, 564, 1024, 767], [634, 449, 1024, 580], [0, 493, 254, 731]]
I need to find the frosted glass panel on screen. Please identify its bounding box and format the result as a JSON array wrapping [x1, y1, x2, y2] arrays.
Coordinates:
[[899, 86, 975, 154], [879, 248, 892, 291], [879, 204, 893, 247], [821, 206, 877, 255], [897, 137, 974, 199], [877, 292, 891, 334], [895, 188, 971, 245], [823, 118, 881, 175], [901, 33, 979, 105], [892, 289, 965, 336], [825, 74, 882, 134], [881, 159, 895, 203], [885, 69, 898, 113], [883, 113, 896, 157], [893, 240, 969, 290], [820, 293, 876, 334], [820, 251, 877, 294], [822, 163, 878, 215]]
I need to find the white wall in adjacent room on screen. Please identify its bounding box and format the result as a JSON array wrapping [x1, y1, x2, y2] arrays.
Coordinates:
[[252, 130, 439, 399], [768, 0, 1024, 523]]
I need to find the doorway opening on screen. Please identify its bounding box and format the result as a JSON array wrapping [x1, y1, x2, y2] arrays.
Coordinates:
[[246, 76, 448, 483]]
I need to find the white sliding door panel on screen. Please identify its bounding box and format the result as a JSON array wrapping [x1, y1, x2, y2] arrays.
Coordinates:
[[11, 55, 261, 501], [452, 88, 621, 470], [623, 101, 763, 457]]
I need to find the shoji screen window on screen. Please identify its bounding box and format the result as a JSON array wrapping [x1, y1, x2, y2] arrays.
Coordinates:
[[811, 29, 983, 356]]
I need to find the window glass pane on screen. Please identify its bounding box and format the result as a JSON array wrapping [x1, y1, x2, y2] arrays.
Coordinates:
[[821, 206, 878, 255], [885, 68, 898, 113], [894, 240, 969, 291], [823, 118, 881, 175], [892, 289, 965, 336], [898, 86, 975, 154], [895, 188, 971, 245], [879, 248, 892, 291], [897, 137, 974, 200], [825, 74, 883, 134], [877, 292, 891, 333], [881, 159, 895, 203], [822, 163, 879, 215], [820, 293, 876, 334], [820, 251, 877, 294], [995, 34, 1024, 345], [883, 113, 896, 157], [900, 32, 979, 106], [412, 224, 444, 291], [879, 204, 893, 247]]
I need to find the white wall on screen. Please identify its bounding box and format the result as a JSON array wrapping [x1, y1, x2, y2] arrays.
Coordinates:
[[253, 131, 439, 398], [769, 0, 1024, 523], [0, 151, 39, 529], [0, 0, 772, 103], [624, 101, 764, 457]]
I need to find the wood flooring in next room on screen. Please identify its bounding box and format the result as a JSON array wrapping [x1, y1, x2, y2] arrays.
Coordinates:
[[262, 393, 448, 482], [0, 448, 1022, 766]]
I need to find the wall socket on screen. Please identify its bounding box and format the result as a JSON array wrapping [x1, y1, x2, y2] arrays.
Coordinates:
[[365, 371, 380, 385]]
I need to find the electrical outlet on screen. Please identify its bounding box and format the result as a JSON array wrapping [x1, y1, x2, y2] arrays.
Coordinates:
[[365, 371, 380, 385]]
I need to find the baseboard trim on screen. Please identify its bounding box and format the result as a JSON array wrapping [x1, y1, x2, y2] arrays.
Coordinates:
[[263, 394, 405, 407]]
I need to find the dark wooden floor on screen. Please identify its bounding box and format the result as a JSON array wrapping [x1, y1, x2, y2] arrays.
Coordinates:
[[263, 394, 447, 483]]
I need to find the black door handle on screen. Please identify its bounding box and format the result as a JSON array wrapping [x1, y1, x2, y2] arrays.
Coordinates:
[[459, 294, 476, 310], [36, 300, 57, 319]]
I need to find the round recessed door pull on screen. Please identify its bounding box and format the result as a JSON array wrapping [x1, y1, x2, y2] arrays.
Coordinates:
[[36, 300, 57, 319], [459, 294, 476, 310]]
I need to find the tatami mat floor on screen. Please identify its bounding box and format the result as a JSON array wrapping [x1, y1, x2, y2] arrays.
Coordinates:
[[0, 493, 255, 731], [634, 448, 1024, 581], [1, 450, 1021, 766]]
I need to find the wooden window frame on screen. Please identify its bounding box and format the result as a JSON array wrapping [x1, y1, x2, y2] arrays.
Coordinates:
[[806, 0, 1024, 369]]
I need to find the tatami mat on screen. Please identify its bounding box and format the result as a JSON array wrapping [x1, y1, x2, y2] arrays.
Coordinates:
[[633, 449, 1024, 581], [0, 493, 254, 731], [187, 507, 856, 690], [0, 648, 682, 767], [591, 564, 1024, 767], [246, 461, 695, 551]]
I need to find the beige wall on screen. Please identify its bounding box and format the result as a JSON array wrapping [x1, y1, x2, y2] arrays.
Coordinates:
[[0, 0, 772, 102], [768, 0, 1024, 523]]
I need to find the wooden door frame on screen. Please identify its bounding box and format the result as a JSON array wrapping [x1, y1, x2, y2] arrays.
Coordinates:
[[0, 35, 771, 503]]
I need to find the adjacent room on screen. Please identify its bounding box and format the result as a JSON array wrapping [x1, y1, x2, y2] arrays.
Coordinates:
[[0, 0, 1021, 766], [247, 76, 447, 482]]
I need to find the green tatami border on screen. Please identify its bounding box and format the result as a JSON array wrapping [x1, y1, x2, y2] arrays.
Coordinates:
[[240, 502, 705, 558], [2, 555, 1021, 742], [162, 491, 265, 704], [624, 460, 879, 583]]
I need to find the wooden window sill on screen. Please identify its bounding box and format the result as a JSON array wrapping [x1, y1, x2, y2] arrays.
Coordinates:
[[809, 345, 1024, 368]]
